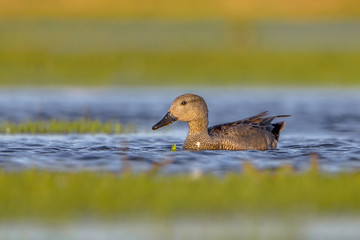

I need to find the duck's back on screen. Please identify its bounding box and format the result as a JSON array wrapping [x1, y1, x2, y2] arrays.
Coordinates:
[[208, 112, 289, 150]]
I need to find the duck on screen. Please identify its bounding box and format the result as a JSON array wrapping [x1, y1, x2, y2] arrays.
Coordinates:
[[152, 94, 290, 151]]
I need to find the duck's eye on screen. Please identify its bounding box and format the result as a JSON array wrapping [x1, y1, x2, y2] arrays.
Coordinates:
[[181, 101, 187, 105]]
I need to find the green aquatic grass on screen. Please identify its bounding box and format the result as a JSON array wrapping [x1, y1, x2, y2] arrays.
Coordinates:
[[1, 50, 360, 87], [0, 166, 360, 220], [1, 20, 360, 87], [0, 120, 132, 134]]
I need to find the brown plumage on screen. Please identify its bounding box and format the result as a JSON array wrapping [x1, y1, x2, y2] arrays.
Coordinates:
[[152, 94, 290, 151]]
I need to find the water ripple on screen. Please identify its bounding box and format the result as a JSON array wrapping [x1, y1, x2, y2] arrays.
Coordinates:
[[0, 134, 358, 174], [0, 89, 359, 173]]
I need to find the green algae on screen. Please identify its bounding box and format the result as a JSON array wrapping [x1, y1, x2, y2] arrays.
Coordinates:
[[0, 120, 133, 134]]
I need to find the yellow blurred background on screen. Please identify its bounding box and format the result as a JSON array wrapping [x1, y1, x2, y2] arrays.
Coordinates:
[[0, 0, 359, 87], [1, 0, 360, 19]]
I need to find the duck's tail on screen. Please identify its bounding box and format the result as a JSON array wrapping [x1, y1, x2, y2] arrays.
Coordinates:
[[271, 121, 286, 141]]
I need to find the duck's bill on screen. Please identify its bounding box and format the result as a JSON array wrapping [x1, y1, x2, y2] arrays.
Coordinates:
[[152, 112, 178, 130]]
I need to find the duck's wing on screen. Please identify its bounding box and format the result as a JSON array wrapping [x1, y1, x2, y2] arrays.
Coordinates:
[[209, 123, 264, 138], [232, 111, 269, 125], [208, 112, 290, 137]]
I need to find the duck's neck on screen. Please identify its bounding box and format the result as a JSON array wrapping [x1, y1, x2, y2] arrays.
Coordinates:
[[187, 119, 209, 135], [184, 119, 213, 150]]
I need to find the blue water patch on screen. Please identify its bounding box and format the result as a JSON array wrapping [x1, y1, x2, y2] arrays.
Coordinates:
[[0, 88, 359, 173]]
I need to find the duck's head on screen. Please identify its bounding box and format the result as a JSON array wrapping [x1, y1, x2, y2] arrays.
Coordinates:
[[152, 94, 208, 130]]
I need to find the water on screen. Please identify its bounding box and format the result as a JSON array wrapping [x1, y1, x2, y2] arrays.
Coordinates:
[[0, 88, 359, 174], [2, 215, 360, 240]]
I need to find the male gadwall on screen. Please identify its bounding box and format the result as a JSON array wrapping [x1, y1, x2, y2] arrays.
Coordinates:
[[152, 94, 290, 151]]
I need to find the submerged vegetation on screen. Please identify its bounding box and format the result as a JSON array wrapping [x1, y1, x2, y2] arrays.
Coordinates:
[[0, 120, 132, 134], [1, 164, 360, 220]]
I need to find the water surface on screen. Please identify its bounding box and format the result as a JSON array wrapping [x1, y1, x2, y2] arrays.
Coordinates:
[[2, 215, 360, 240], [0, 88, 359, 173]]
